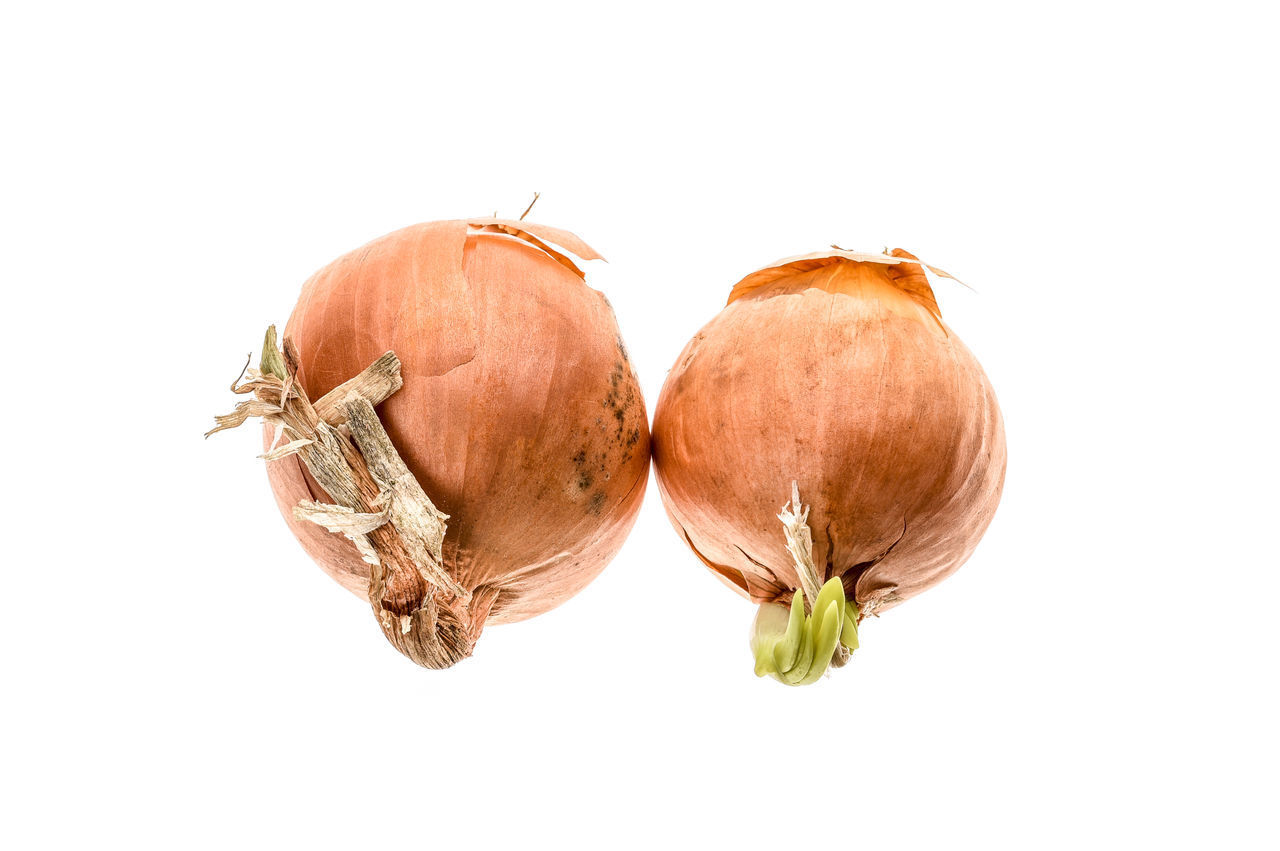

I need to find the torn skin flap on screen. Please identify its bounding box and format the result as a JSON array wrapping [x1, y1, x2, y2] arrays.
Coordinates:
[[466, 219, 605, 279], [726, 247, 962, 321]]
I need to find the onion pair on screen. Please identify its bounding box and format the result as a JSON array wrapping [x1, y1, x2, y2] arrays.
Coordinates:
[[212, 222, 1004, 683]]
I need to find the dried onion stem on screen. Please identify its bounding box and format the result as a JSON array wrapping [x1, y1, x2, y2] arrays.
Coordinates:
[[209, 327, 484, 669]]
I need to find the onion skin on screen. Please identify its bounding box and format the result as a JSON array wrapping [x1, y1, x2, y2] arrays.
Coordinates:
[[266, 220, 649, 631], [652, 250, 1005, 618]]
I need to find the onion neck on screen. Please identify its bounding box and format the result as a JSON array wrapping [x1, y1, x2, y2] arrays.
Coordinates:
[[749, 484, 861, 686], [371, 589, 492, 669]]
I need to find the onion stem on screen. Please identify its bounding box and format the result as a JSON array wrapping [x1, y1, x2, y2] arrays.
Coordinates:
[[778, 482, 822, 613]]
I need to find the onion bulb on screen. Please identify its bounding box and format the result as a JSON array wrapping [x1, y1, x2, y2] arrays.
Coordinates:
[[652, 248, 1005, 685], [211, 219, 649, 668]]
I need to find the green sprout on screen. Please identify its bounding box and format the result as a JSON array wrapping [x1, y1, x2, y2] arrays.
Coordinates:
[[260, 325, 288, 380], [749, 577, 859, 686]]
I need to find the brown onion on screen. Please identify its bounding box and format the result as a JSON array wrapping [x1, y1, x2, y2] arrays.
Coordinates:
[[220, 219, 649, 668], [651, 248, 1005, 684]]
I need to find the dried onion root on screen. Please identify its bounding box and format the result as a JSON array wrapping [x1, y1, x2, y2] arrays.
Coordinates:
[[210, 219, 649, 668], [652, 248, 1006, 685]]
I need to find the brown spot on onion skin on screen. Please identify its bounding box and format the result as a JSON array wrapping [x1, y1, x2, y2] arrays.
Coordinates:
[[652, 251, 1005, 616], [266, 221, 650, 627]]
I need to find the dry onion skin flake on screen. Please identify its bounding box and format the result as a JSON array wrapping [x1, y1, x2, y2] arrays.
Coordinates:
[[210, 219, 650, 668], [652, 248, 1006, 685]]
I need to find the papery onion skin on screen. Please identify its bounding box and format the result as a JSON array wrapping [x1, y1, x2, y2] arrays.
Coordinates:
[[266, 220, 650, 627], [651, 250, 1005, 617]]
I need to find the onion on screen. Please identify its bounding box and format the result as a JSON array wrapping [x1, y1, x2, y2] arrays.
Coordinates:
[[212, 219, 649, 668], [651, 248, 1005, 685]]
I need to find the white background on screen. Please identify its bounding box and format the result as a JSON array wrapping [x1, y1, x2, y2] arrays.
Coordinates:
[[2, 2, 1276, 848]]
